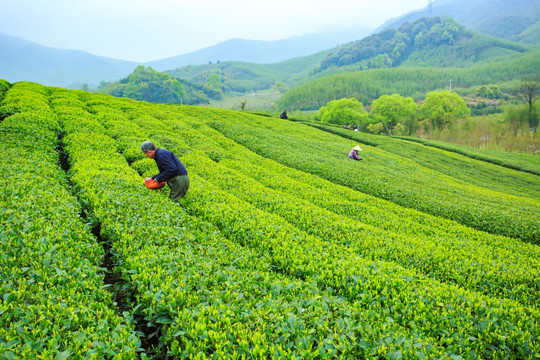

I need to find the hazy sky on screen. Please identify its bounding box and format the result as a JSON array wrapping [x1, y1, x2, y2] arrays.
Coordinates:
[[0, 0, 430, 62]]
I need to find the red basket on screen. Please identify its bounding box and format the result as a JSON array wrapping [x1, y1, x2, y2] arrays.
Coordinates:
[[145, 179, 166, 189]]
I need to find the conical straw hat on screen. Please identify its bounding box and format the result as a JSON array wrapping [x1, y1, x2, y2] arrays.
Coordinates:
[[352, 145, 363, 151]]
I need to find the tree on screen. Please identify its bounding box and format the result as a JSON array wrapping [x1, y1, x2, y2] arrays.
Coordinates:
[[104, 65, 186, 104], [272, 81, 288, 93], [420, 90, 470, 130], [372, 54, 393, 69], [318, 98, 369, 127], [367, 122, 384, 134], [206, 73, 222, 93], [519, 75, 540, 128], [371, 94, 417, 134], [239, 99, 247, 111], [477, 84, 503, 99], [504, 104, 530, 135]]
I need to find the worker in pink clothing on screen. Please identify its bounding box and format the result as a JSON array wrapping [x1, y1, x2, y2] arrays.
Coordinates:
[[348, 145, 363, 160]]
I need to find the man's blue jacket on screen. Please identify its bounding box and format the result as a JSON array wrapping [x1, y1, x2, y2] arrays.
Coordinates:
[[152, 148, 187, 183]]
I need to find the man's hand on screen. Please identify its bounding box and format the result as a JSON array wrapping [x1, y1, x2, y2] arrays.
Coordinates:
[[144, 177, 153, 183]]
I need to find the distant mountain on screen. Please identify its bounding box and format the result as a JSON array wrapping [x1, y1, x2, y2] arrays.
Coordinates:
[[378, 0, 540, 45], [0, 33, 139, 88], [0, 26, 371, 88], [145, 26, 372, 71]]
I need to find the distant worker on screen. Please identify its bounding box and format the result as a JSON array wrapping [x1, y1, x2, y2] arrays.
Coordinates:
[[141, 141, 189, 201], [280, 109, 288, 119], [348, 145, 363, 161]]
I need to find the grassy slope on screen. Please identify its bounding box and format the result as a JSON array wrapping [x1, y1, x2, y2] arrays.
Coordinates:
[[304, 121, 540, 176], [203, 109, 540, 243], [394, 135, 540, 175], [3, 84, 540, 358]]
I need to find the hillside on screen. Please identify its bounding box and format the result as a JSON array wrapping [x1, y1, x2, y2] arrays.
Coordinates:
[[0, 33, 139, 88], [278, 48, 540, 110], [380, 0, 540, 45], [1, 81, 540, 358], [166, 48, 333, 94]]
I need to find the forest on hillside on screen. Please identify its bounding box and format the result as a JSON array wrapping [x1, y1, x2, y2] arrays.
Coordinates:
[[279, 49, 540, 110], [318, 17, 530, 72]]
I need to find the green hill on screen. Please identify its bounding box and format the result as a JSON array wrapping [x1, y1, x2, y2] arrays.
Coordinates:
[[317, 17, 531, 72], [278, 48, 540, 110], [1, 81, 540, 358], [166, 47, 333, 94]]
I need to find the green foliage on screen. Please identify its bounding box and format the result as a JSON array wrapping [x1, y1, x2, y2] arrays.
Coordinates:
[[99, 17, 535, 110], [100, 67, 224, 105], [318, 98, 369, 127], [420, 90, 470, 129], [272, 80, 289, 93], [367, 122, 384, 134], [519, 75, 540, 128], [205, 73, 222, 93], [393, 134, 540, 175], [504, 103, 532, 133], [317, 17, 529, 73], [0, 79, 10, 105], [166, 49, 332, 95], [99, 66, 189, 104], [3, 84, 540, 358], [279, 49, 540, 110], [476, 84, 504, 99], [371, 94, 417, 134], [0, 83, 138, 358], [211, 112, 539, 243], [99, 65, 185, 104], [178, 78, 223, 104]]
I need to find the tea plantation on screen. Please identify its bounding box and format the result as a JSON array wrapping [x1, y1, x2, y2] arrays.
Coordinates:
[[1, 81, 539, 359]]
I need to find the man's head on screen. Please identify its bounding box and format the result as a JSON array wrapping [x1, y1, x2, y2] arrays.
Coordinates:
[[141, 141, 157, 159]]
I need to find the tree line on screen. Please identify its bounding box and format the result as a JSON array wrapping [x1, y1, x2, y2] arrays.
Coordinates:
[[316, 91, 471, 135], [305, 76, 539, 153]]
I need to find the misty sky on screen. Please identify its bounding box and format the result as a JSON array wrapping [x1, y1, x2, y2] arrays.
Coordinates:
[[0, 0, 430, 62]]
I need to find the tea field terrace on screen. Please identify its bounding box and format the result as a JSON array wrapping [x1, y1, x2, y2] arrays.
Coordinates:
[[1, 81, 539, 358]]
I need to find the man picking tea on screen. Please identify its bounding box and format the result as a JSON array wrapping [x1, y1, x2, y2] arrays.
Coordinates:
[[141, 141, 189, 201]]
